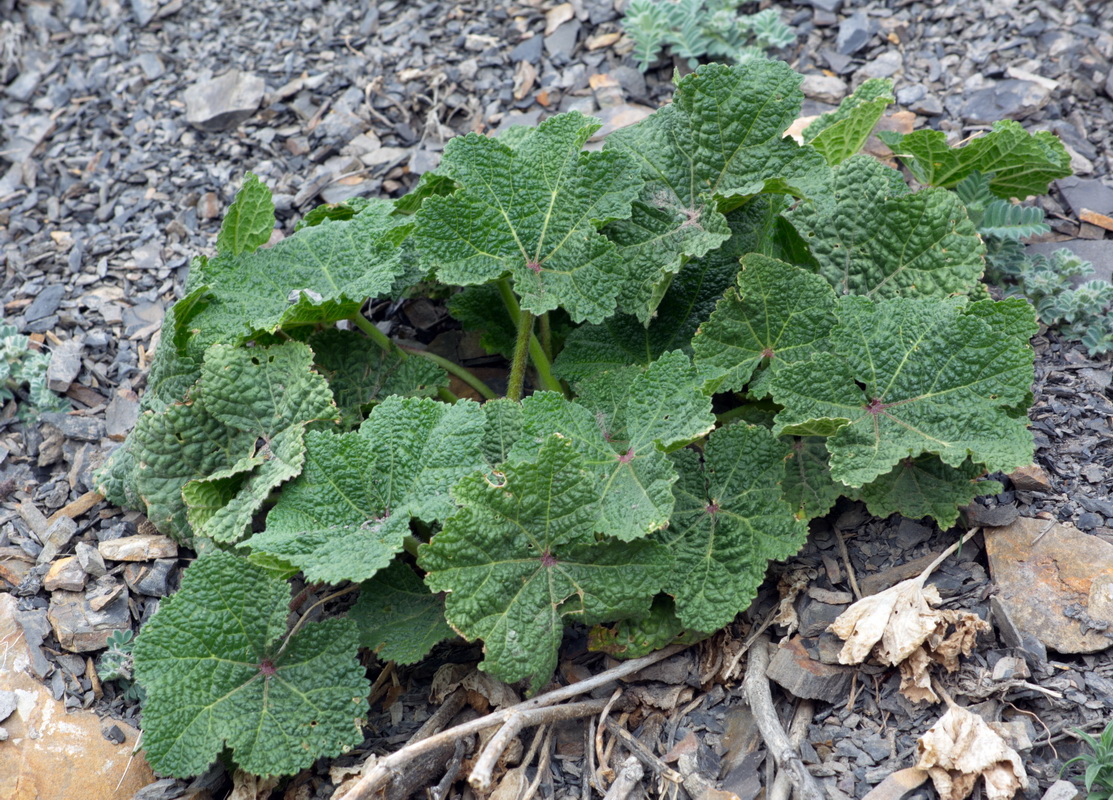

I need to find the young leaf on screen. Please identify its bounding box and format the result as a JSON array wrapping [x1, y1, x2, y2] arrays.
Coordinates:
[[310, 329, 446, 427], [350, 560, 456, 665], [603, 60, 830, 320], [133, 551, 369, 778], [692, 254, 838, 395], [976, 200, 1049, 240], [420, 435, 670, 690], [246, 397, 485, 583], [216, 172, 275, 257], [518, 352, 714, 540], [785, 155, 985, 298], [189, 197, 407, 341], [803, 78, 894, 166], [180, 341, 338, 543], [554, 200, 764, 382], [131, 397, 253, 541], [768, 297, 1035, 486], [413, 111, 642, 323], [660, 424, 808, 631], [588, 595, 708, 659], [878, 120, 1071, 199]]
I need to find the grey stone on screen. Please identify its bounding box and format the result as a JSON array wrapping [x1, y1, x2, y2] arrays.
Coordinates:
[[544, 19, 582, 61], [130, 0, 158, 25], [821, 48, 855, 74], [801, 73, 848, 104], [6, 70, 43, 102], [183, 69, 266, 132], [509, 35, 543, 64], [960, 79, 1052, 123], [1041, 780, 1082, 800], [75, 542, 107, 578], [131, 243, 162, 270], [44, 557, 87, 592], [910, 94, 943, 116], [46, 588, 130, 652], [40, 413, 106, 442], [962, 502, 1018, 527], [896, 84, 926, 105], [105, 392, 139, 440], [14, 607, 55, 678], [36, 517, 78, 564], [894, 519, 933, 549], [803, 0, 842, 12], [1077, 512, 1103, 531], [1054, 176, 1113, 217], [610, 65, 647, 100], [858, 51, 903, 80], [46, 337, 83, 393], [24, 284, 66, 323], [836, 12, 874, 56], [137, 53, 164, 81], [123, 558, 176, 596], [766, 636, 854, 702]]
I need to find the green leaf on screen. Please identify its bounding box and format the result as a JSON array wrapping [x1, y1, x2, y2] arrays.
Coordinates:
[[781, 436, 843, 520], [142, 287, 211, 413], [413, 111, 642, 323], [587, 595, 708, 659], [517, 352, 714, 540], [602, 61, 830, 319], [217, 173, 276, 257], [133, 551, 369, 778], [350, 560, 456, 665], [246, 397, 486, 583], [977, 200, 1049, 240], [553, 203, 756, 382], [189, 198, 406, 341], [852, 456, 1002, 528], [447, 284, 518, 358], [481, 397, 523, 467], [786, 155, 985, 298], [803, 79, 894, 166], [420, 435, 669, 690], [692, 254, 838, 395], [768, 296, 1035, 486], [310, 329, 446, 427], [878, 120, 1072, 199], [660, 425, 808, 631], [131, 397, 253, 541]]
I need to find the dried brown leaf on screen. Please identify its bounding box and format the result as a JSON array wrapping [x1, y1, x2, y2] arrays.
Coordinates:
[[829, 578, 943, 665], [898, 646, 939, 704], [916, 706, 1028, 800], [930, 611, 991, 672]]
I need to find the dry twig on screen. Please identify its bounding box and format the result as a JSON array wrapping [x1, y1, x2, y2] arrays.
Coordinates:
[[743, 635, 825, 800]]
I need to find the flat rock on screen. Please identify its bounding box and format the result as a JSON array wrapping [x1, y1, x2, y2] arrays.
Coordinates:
[[39, 413, 106, 442], [1054, 176, 1113, 217], [1008, 464, 1053, 492], [46, 337, 83, 393], [123, 558, 176, 596], [766, 635, 855, 702], [1041, 780, 1081, 800], [46, 589, 130, 652], [183, 69, 266, 132], [985, 517, 1113, 654], [75, 541, 106, 577], [98, 534, 178, 561], [24, 285, 66, 323], [1, 595, 155, 798], [43, 557, 87, 592], [960, 79, 1051, 123], [801, 73, 848, 104], [836, 12, 874, 55]]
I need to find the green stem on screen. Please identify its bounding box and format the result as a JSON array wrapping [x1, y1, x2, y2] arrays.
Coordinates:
[[496, 279, 564, 396], [437, 386, 460, 404], [402, 533, 423, 558], [507, 308, 534, 402], [351, 313, 395, 354], [399, 345, 498, 401], [352, 308, 498, 401]]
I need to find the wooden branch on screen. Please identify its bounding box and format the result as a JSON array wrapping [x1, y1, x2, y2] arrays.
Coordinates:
[[469, 710, 529, 792], [603, 717, 684, 785], [603, 756, 644, 800], [743, 636, 825, 800], [335, 643, 686, 800], [769, 699, 815, 800]]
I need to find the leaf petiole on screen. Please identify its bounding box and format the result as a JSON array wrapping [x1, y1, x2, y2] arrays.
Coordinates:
[[496, 278, 564, 397]]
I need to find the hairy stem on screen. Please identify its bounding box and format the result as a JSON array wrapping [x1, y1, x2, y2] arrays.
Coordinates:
[[507, 308, 534, 402], [275, 583, 360, 659], [496, 279, 563, 396], [402, 534, 423, 558], [436, 386, 460, 404], [539, 312, 553, 362], [351, 312, 395, 353]]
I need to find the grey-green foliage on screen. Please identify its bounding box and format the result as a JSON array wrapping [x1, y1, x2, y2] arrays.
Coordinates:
[[958, 173, 1113, 356], [0, 324, 71, 418], [622, 0, 795, 71], [95, 629, 145, 702]]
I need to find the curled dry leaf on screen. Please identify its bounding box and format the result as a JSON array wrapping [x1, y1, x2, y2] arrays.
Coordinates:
[[829, 577, 944, 666], [898, 610, 992, 704], [916, 705, 1028, 800], [772, 568, 813, 636]]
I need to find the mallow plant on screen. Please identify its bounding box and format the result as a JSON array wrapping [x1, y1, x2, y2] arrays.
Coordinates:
[[95, 61, 1069, 779]]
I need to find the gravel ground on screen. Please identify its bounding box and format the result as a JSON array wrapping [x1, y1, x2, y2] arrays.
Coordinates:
[[1, 0, 1112, 798]]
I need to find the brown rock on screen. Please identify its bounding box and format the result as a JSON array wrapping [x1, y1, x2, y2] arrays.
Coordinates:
[[985, 517, 1113, 653], [765, 635, 855, 702], [46, 589, 130, 652], [43, 557, 87, 592], [98, 533, 178, 561], [0, 594, 156, 798], [1008, 464, 1052, 492], [0, 547, 35, 588]]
